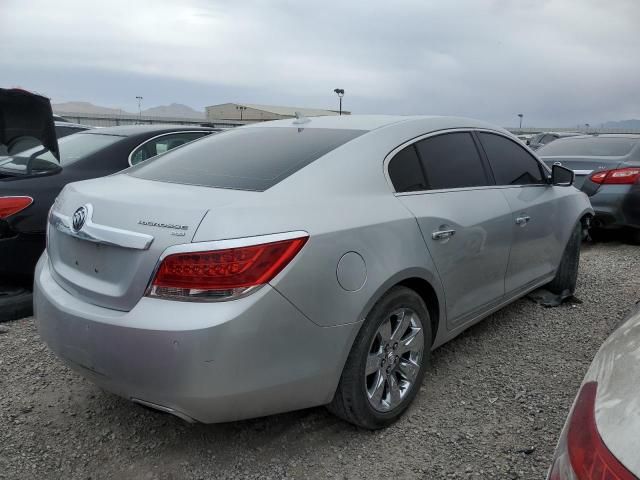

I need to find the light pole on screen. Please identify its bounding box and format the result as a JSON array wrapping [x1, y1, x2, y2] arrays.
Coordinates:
[[517, 113, 523, 130], [334, 88, 344, 115], [136, 96, 143, 124], [235, 105, 247, 121]]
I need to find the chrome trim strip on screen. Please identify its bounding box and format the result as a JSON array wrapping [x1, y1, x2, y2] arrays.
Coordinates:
[[158, 230, 310, 261], [573, 170, 593, 175], [127, 130, 213, 167], [394, 183, 548, 196], [383, 127, 547, 193], [50, 203, 154, 250], [0, 195, 34, 201], [130, 398, 197, 423]]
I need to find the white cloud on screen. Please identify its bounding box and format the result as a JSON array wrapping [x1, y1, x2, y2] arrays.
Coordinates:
[[1, 0, 638, 125]]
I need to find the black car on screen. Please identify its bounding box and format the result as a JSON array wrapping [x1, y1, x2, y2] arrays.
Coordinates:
[[0, 120, 91, 156], [538, 134, 640, 242], [0, 124, 217, 287]]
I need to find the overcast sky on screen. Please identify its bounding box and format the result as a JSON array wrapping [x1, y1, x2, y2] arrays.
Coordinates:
[[1, 0, 638, 126]]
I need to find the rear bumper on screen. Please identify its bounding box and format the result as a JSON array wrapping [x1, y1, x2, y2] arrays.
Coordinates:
[[34, 253, 360, 423], [588, 185, 640, 230]]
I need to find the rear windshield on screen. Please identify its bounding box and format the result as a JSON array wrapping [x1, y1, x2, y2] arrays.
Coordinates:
[[129, 127, 366, 191], [538, 137, 638, 157], [0, 133, 123, 174]]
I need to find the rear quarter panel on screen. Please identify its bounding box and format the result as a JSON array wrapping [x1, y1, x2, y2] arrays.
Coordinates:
[[193, 190, 445, 330], [547, 186, 592, 265], [191, 125, 449, 332]]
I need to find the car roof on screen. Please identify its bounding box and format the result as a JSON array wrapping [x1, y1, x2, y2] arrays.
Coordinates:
[[558, 134, 640, 140], [245, 114, 508, 134], [534, 131, 580, 137], [78, 124, 216, 137], [55, 121, 90, 129]]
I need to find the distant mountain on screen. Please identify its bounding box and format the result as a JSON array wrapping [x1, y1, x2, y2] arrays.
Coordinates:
[[52, 101, 205, 119], [143, 103, 204, 119], [52, 101, 130, 115], [601, 119, 640, 129]]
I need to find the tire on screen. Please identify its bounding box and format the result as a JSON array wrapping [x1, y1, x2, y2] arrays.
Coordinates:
[[626, 228, 640, 245], [547, 223, 582, 296], [0, 286, 33, 322], [588, 227, 609, 243], [327, 286, 432, 429]]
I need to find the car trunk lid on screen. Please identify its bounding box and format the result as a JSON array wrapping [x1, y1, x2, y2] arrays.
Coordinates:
[[47, 174, 249, 311], [539, 155, 626, 189]]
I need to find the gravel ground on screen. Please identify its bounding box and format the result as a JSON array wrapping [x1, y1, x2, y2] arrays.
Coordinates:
[[1, 242, 639, 480]]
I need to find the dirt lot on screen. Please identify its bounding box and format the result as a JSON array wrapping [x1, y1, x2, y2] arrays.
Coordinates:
[[1, 242, 639, 480]]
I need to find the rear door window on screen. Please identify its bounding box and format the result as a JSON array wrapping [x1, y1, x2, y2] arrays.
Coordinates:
[[130, 127, 366, 191], [387, 145, 427, 192], [414, 132, 490, 190], [478, 132, 545, 186]]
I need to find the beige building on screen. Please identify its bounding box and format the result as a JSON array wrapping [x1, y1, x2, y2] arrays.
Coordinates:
[[205, 103, 350, 123]]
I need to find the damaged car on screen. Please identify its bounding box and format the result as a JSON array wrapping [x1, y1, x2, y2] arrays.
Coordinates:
[[35, 115, 593, 429]]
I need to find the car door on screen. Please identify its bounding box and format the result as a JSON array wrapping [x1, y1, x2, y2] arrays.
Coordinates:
[[390, 131, 513, 329], [476, 131, 559, 294], [128, 131, 211, 166]]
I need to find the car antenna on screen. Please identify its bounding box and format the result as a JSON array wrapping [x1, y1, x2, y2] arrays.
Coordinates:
[[293, 112, 310, 125]]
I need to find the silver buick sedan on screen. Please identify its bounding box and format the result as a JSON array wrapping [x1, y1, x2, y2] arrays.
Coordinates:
[[35, 115, 593, 429]]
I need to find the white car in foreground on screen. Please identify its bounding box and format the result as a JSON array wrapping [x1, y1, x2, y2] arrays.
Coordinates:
[[548, 302, 640, 479]]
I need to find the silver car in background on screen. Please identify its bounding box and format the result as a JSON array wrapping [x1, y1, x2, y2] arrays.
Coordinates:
[[35, 115, 593, 429], [538, 135, 640, 243], [547, 303, 640, 479]]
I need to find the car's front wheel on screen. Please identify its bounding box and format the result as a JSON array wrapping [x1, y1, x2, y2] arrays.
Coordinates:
[[328, 286, 431, 429]]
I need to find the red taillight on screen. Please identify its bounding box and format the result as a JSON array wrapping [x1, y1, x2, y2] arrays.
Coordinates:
[[0, 196, 33, 219], [548, 381, 637, 480], [589, 168, 640, 185], [148, 236, 308, 301]]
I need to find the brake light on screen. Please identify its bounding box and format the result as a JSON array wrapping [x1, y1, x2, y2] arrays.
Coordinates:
[[147, 235, 308, 301], [0, 196, 33, 219], [589, 168, 640, 185], [548, 382, 637, 480]]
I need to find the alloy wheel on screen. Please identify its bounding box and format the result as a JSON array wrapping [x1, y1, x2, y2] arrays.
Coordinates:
[[365, 307, 425, 412]]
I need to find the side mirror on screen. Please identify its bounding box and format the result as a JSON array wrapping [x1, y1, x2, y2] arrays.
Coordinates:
[[551, 164, 574, 186]]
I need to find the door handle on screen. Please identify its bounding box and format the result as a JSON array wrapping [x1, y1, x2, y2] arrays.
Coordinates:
[[432, 229, 456, 240], [515, 215, 531, 226]]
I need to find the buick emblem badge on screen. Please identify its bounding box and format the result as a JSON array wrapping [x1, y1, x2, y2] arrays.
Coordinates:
[[72, 206, 87, 232]]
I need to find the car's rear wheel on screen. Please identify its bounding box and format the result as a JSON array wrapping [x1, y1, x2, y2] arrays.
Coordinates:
[[328, 286, 431, 429], [0, 285, 33, 322], [626, 228, 640, 245], [546, 223, 582, 296], [588, 227, 610, 243]]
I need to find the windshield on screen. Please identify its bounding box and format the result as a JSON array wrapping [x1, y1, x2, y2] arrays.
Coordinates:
[[0, 133, 124, 174], [538, 137, 638, 157]]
